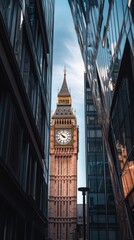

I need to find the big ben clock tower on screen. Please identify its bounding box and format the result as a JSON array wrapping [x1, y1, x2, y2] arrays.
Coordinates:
[[49, 68, 79, 240]]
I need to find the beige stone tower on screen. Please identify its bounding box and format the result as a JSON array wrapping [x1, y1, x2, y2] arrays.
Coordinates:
[[49, 68, 79, 240]]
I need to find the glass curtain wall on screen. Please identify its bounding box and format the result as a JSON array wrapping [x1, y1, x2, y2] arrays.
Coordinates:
[[0, 0, 55, 239], [68, 0, 134, 239], [85, 73, 118, 240]]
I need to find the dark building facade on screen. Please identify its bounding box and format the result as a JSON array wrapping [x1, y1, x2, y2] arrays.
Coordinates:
[[68, 1, 134, 240], [0, 1, 54, 239], [84, 73, 118, 240]]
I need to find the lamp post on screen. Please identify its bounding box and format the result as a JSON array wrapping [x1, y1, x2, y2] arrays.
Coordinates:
[[78, 187, 89, 240]]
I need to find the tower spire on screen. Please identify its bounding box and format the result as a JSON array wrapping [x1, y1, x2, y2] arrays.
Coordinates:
[[58, 67, 70, 97], [52, 68, 75, 117]]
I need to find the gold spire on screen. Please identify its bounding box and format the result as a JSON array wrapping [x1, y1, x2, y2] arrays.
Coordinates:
[[52, 67, 75, 117], [57, 67, 72, 106], [58, 67, 70, 97]]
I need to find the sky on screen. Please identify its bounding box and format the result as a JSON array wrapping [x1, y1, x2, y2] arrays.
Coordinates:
[[51, 0, 86, 203]]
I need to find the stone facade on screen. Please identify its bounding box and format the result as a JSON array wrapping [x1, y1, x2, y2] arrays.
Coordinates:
[[49, 70, 79, 240]]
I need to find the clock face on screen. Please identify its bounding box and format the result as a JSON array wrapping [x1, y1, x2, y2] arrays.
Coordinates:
[[55, 129, 72, 145]]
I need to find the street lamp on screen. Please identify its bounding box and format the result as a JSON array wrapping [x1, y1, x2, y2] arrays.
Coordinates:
[[78, 187, 89, 240]]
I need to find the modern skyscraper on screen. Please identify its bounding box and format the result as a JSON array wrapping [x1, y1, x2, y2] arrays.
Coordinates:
[[49, 69, 78, 240], [68, 1, 134, 239], [0, 1, 54, 239], [84, 73, 118, 240]]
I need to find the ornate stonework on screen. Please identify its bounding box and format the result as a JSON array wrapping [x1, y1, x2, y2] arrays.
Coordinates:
[[49, 69, 79, 240]]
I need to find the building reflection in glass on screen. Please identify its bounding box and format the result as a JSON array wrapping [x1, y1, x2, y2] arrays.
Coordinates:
[[68, 0, 134, 239]]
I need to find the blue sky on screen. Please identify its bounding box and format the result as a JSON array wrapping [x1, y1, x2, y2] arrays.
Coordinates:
[[51, 0, 86, 203]]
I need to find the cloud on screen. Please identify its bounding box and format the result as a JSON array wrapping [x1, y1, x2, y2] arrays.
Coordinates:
[[53, 0, 77, 66]]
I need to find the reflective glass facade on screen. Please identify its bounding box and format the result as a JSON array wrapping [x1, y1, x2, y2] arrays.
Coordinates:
[[68, 0, 134, 239], [0, 0, 54, 239], [84, 73, 118, 240]]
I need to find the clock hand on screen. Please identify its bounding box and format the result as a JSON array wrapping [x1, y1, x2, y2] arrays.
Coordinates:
[[61, 134, 66, 138]]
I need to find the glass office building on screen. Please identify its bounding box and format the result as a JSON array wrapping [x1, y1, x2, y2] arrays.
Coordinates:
[[84, 73, 118, 240], [68, 0, 134, 239], [0, 0, 54, 239]]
